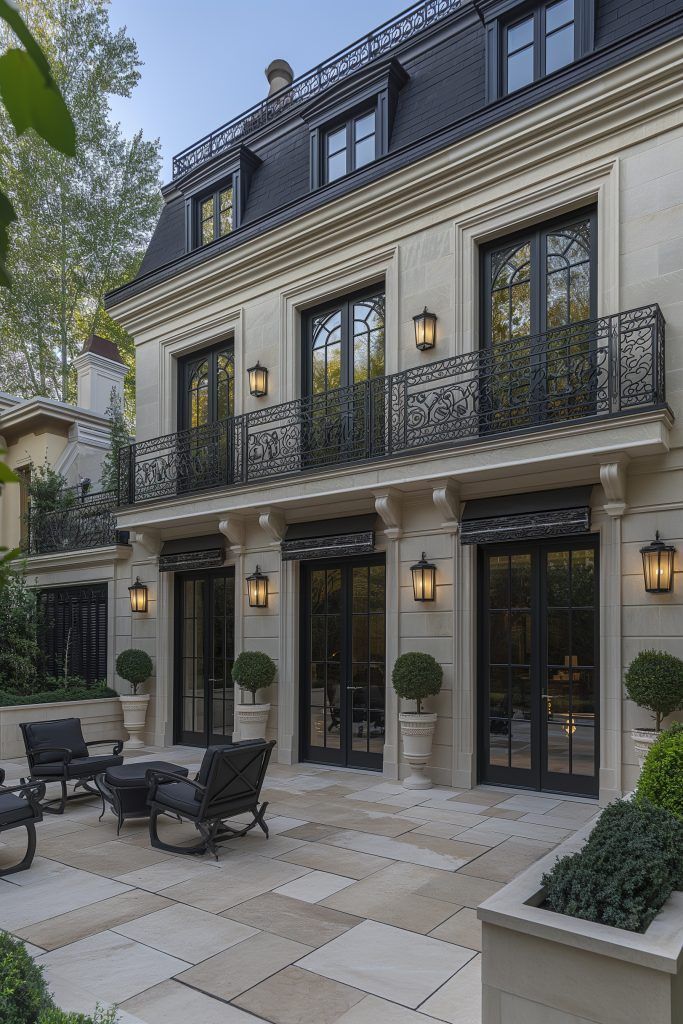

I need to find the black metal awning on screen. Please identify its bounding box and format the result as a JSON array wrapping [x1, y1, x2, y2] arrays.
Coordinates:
[[159, 534, 225, 572], [281, 514, 376, 561], [460, 487, 592, 545]]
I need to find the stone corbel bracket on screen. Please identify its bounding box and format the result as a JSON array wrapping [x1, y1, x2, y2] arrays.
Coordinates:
[[219, 517, 246, 555], [133, 529, 162, 556], [259, 508, 287, 546], [433, 479, 461, 531], [600, 460, 628, 518], [374, 489, 403, 540]]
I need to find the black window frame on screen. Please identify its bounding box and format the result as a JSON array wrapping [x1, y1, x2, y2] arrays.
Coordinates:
[[302, 283, 386, 397], [321, 107, 379, 186], [478, 0, 595, 103], [194, 179, 234, 249], [37, 583, 108, 685], [178, 339, 235, 431]]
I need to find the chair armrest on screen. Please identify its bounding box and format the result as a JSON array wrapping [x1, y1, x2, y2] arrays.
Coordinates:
[[29, 746, 73, 765], [1, 778, 47, 807], [146, 768, 206, 803], [85, 739, 124, 756]]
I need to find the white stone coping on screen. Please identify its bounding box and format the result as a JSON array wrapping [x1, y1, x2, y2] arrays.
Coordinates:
[[0, 696, 121, 713], [477, 820, 683, 974]]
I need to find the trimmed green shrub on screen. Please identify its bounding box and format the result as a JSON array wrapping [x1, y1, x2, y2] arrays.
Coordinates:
[[624, 649, 683, 731], [542, 799, 683, 932], [115, 648, 152, 695], [0, 931, 53, 1024], [38, 1007, 118, 1024], [392, 652, 443, 714], [232, 651, 276, 704], [637, 723, 683, 819], [0, 684, 116, 707]]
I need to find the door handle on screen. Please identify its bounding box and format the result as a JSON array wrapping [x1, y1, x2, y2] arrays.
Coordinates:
[[346, 685, 364, 691]]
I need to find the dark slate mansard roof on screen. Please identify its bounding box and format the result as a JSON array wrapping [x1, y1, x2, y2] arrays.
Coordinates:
[[107, 0, 683, 308]]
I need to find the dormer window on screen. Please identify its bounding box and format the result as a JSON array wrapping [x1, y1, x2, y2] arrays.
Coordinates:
[[307, 57, 408, 191], [324, 110, 377, 184], [476, 0, 594, 102], [198, 184, 234, 246], [505, 0, 575, 93]]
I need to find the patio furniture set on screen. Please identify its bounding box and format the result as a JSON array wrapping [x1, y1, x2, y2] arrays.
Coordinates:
[[0, 716, 275, 875]]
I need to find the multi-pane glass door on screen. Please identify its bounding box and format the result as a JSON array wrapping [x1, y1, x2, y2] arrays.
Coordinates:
[[479, 540, 598, 796], [175, 569, 235, 746], [481, 211, 596, 432], [178, 342, 235, 490], [301, 558, 386, 770], [304, 289, 385, 466]]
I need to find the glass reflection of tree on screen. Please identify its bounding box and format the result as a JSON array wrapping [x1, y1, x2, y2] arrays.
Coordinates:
[[545, 220, 593, 422], [488, 242, 533, 431]]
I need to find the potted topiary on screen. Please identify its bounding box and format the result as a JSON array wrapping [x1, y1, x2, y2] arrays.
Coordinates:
[[116, 648, 153, 748], [624, 649, 683, 768], [232, 650, 276, 740], [392, 651, 443, 790], [636, 722, 683, 819]]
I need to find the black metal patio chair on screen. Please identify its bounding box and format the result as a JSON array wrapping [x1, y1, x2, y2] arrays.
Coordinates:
[[0, 768, 45, 876], [19, 717, 124, 814], [147, 739, 276, 858]]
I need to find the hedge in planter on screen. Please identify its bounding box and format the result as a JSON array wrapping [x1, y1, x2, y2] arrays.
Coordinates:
[[116, 649, 152, 695], [542, 798, 683, 932], [0, 683, 116, 706], [624, 650, 683, 732], [232, 651, 276, 703], [637, 723, 683, 820], [392, 652, 442, 714]]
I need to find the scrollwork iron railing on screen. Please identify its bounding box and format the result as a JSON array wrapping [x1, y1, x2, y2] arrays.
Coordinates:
[[172, 0, 462, 178], [27, 491, 124, 555], [118, 304, 666, 506]]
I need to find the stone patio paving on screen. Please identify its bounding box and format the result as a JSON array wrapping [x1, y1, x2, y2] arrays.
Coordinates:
[[0, 746, 599, 1024]]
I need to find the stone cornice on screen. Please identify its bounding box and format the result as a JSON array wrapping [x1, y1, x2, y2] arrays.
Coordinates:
[[109, 36, 683, 337]]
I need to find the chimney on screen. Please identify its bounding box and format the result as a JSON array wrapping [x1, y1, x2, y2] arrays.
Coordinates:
[[73, 335, 128, 417], [265, 59, 294, 97]]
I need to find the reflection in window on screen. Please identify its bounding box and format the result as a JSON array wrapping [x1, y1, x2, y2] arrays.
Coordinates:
[[353, 297, 385, 383], [323, 110, 377, 183], [197, 185, 233, 246], [507, 16, 534, 93], [188, 360, 209, 428], [312, 309, 343, 394], [546, 219, 591, 328], [490, 242, 532, 343], [546, 0, 575, 74]]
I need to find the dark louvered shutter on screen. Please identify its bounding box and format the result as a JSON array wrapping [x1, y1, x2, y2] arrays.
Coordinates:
[[38, 584, 108, 684]]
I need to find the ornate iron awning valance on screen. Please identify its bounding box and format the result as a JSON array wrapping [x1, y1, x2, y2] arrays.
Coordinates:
[[159, 534, 225, 572], [460, 487, 592, 545], [281, 515, 376, 562]]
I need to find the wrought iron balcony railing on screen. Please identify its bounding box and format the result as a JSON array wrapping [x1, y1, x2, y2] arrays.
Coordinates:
[[27, 491, 125, 555], [118, 304, 666, 506], [172, 0, 462, 178]]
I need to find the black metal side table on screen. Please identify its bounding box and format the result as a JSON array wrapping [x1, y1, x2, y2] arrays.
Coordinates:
[[96, 760, 189, 834]]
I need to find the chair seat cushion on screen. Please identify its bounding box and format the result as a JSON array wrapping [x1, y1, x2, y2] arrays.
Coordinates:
[[104, 762, 188, 789], [36, 754, 123, 778], [0, 792, 34, 825], [154, 780, 202, 817]]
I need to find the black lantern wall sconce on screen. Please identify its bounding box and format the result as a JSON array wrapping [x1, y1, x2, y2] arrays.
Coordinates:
[[411, 553, 437, 602], [640, 532, 675, 594], [413, 307, 437, 351], [247, 361, 268, 398]]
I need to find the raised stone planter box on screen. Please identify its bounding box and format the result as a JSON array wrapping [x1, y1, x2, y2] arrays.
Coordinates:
[[478, 823, 683, 1024], [0, 698, 124, 760]]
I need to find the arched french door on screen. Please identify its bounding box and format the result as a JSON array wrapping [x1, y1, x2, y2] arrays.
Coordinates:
[[177, 342, 235, 491], [480, 210, 596, 432]]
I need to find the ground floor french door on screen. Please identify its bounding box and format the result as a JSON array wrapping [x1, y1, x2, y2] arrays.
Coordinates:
[[300, 557, 386, 770], [174, 568, 235, 746], [478, 538, 599, 796]]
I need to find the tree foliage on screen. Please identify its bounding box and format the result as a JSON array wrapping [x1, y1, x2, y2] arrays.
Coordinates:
[[392, 652, 443, 714], [232, 651, 277, 704], [99, 386, 130, 493], [0, 0, 161, 408], [116, 647, 152, 694], [624, 649, 683, 731], [0, 560, 40, 692]]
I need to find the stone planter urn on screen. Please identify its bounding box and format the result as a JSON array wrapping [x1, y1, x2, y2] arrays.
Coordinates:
[[236, 701, 271, 741], [632, 727, 658, 768], [399, 711, 438, 789], [119, 693, 150, 749], [115, 648, 153, 750], [232, 650, 277, 743]]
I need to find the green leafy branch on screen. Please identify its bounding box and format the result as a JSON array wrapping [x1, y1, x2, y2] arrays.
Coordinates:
[[0, 0, 76, 286]]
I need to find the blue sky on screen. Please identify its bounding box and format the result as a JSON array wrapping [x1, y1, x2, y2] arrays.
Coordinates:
[[108, 0, 404, 180]]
